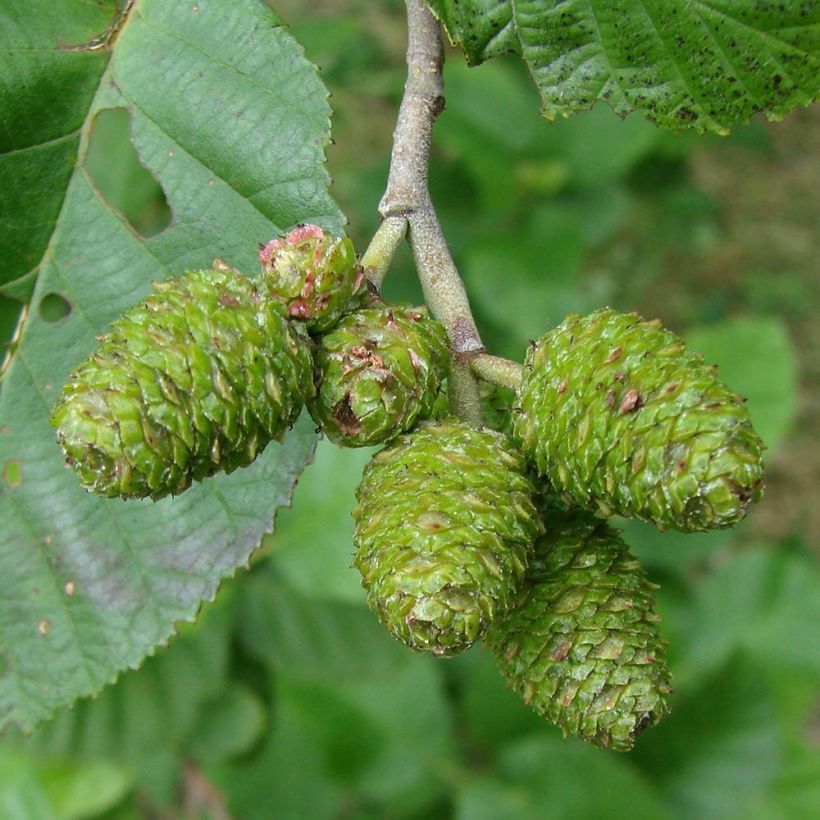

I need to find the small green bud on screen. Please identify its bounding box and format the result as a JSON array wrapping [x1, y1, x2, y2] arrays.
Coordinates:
[[258, 224, 364, 332]]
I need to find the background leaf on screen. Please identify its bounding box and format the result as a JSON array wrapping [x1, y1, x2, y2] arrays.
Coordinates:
[[633, 657, 783, 819], [268, 439, 374, 605], [212, 569, 457, 820], [675, 546, 820, 687], [426, 0, 820, 132], [236, 569, 407, 683], [0, 0, 342, 729], [687, 315, 799, 454], [0, 746, 131, 820], [455, 734, 669, 820]]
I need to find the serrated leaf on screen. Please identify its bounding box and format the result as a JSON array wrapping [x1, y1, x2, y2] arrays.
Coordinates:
[[9, 590, 235, 762], [0, 0, 343, 729], [426, 0, 820, 133]]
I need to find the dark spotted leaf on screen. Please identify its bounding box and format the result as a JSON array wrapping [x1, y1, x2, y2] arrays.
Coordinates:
[[426, 0, 820, 133]]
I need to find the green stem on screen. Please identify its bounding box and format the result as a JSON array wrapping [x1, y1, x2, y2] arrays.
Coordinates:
[[448, 356, 484, 425], [360, 216, 407, 289], [470, 354, 523, 391]]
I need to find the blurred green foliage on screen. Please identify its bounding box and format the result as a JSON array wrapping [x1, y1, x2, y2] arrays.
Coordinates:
[[2, 0, 818, 817]]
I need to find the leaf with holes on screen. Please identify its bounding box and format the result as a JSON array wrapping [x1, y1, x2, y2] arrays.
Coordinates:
[[426, 0, 820, 133], [0, 0, 343, 729]]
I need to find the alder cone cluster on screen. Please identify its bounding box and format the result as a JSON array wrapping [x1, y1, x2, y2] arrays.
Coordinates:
[[53, 223, 767, 752]]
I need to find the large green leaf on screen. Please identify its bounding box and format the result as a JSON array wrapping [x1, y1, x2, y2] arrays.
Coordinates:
[[0, 0, 116, 301], [11, 591, 237, 763], [426, 1, 820, 133], [0, 0, 343, 729]]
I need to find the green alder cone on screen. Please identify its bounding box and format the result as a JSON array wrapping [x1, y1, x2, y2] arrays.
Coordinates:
[[307, 301, 449, 447], [51, 264, 313, 500], [258, 223, 364, 332], [513, 308, 765, 531], [352, 419, 542, 656], [485, 498, 672, 752]]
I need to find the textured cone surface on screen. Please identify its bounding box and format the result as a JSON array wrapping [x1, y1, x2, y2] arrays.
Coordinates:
[[485, 498, 672, 751], [308, 302, 449, 447], [258, 224, 363, 332], [513, 308, 765, 531], [353, 420, 541, 655], [51, 266, 313, 500], [480, 382, 516, 436]]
